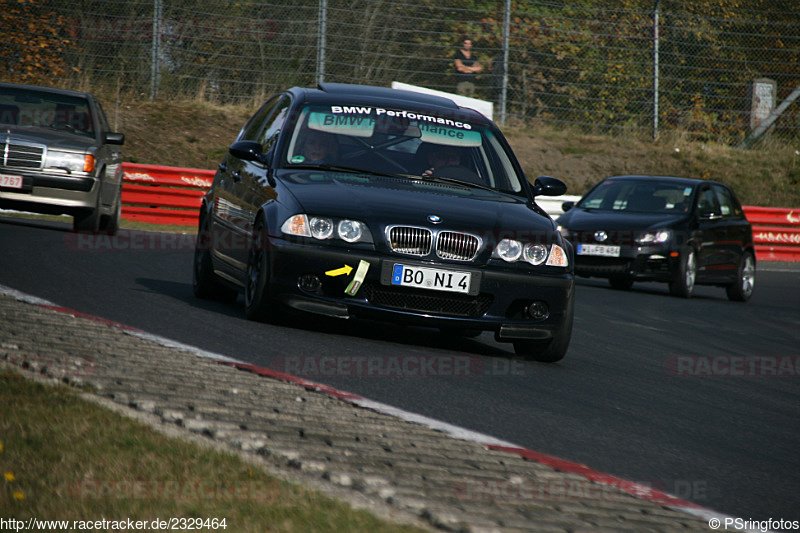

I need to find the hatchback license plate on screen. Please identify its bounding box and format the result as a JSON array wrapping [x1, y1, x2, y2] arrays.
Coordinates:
[[577, 244, 621, 257], [391, 264, 471, 294], [0, 174, 23, 189]]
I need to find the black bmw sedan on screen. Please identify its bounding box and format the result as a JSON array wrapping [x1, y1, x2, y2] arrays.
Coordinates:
[[193, 83, 575, 361], [557, 175, 755, 301]]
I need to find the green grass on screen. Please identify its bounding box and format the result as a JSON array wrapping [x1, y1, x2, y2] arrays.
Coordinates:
[[0, 372, 425, 533]]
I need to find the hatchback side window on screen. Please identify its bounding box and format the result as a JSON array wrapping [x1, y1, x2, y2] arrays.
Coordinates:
[[696, 187, 721, 217], [712, 185, 739, 217]]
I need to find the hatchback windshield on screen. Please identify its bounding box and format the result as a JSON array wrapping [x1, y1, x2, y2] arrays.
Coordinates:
[[284, 104, 525, 193], [578, 179, 693, 213]]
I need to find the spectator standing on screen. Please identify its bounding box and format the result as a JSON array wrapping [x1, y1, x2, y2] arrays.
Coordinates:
[[454, 37, 482, 97]]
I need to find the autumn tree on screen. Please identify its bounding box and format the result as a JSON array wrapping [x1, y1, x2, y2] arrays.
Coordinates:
[[0, 0, 74, 84]]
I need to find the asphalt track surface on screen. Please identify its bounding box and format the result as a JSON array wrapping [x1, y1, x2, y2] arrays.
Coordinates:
[[2, 216, 799, 526]]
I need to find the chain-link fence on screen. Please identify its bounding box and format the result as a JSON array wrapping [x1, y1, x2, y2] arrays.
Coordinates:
[[3, 0, 798, 145]]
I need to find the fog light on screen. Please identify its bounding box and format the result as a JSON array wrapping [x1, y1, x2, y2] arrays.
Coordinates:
[[527, 301, 549, 320], [298, 274, 322, 293]]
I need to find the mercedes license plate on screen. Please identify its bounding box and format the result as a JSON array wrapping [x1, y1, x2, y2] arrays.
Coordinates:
[[0, 174, 23, 189]]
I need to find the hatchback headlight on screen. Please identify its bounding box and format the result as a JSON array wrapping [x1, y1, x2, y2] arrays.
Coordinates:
[[636, 230, 671, 244]]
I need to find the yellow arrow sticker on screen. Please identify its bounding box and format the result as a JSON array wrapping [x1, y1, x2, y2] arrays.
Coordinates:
[[325, 265, 353, 277]]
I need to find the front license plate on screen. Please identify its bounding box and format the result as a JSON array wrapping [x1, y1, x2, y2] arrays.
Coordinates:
[[391, 264, 471, 294], [577, 244, 621, 257], [0, 174, 23, 189]]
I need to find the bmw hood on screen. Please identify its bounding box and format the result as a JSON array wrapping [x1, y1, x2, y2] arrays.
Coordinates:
[[280, 170, 555, 234]]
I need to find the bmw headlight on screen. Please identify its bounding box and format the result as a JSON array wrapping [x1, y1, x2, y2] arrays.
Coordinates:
[[309, 217, 334, 239], [493, 239, 567, 267], [281, 214, 372, 243], [636, 229, 671, 244], [337, 220, 367, 242], [523, 243, 548, 265], [493, 238, 522, 262], [44, 150, 94, 173]]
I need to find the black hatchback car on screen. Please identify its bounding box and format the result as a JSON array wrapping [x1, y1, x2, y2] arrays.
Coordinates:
[[557, 175, 755, 301], [193, 83, 575, 361], [0, 82, 125, 232]]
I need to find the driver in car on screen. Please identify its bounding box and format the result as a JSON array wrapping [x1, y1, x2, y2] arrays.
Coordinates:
[[421, 145, 461, 177]]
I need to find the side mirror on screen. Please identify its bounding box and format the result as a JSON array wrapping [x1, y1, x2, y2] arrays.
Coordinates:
[[562, 201, 575, 212], [104, 132, 125, 145], [532, 176, 568, 197], [229, 141, 268, 164]]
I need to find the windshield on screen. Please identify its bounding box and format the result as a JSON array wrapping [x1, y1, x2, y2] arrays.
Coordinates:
[[578, 179, 693, 213], [0, 87, 95, 138], [283, 104, 525, 193]]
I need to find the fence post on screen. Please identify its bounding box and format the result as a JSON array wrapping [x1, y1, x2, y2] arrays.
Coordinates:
[[499, 0, 511, 127], [652, 0, 660, 139], [150, 0, 162, 101], [317, 0, 327, 86]]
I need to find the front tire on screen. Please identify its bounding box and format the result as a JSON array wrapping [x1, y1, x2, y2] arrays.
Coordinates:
[[244, 220, 279, 322], [669, 248, 696, 298], [726, 251, 755, 302], [99, 185, 122, 234]]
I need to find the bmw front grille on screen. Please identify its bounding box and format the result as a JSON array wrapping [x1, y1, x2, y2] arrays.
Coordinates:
[[387, 226, 481, 261]]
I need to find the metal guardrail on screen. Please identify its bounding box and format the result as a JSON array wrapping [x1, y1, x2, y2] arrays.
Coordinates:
[[121, 164, 800, 261], [121, 162, 213, 226], [744, 206, 800, 262]]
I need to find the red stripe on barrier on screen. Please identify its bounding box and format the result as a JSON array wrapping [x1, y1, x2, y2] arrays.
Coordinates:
[[121, 163, 214, 226], [744, 206, 800, 262]]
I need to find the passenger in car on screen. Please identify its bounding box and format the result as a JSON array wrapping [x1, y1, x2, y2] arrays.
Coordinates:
[[298, 131, 338, 164]]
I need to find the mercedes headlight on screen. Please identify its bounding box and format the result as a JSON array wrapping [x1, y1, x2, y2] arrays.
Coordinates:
[[44, 150, 94, 173]]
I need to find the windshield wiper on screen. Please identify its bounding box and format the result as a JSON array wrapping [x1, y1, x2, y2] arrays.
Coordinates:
[[415, 173, 496, 193], [289, 163, 409, 180]]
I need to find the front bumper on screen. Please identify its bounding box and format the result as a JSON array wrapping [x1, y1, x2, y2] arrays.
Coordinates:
[[573, 245, 678, 281], [266, 237, 574, 342], [0, 170, 98, 215]]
